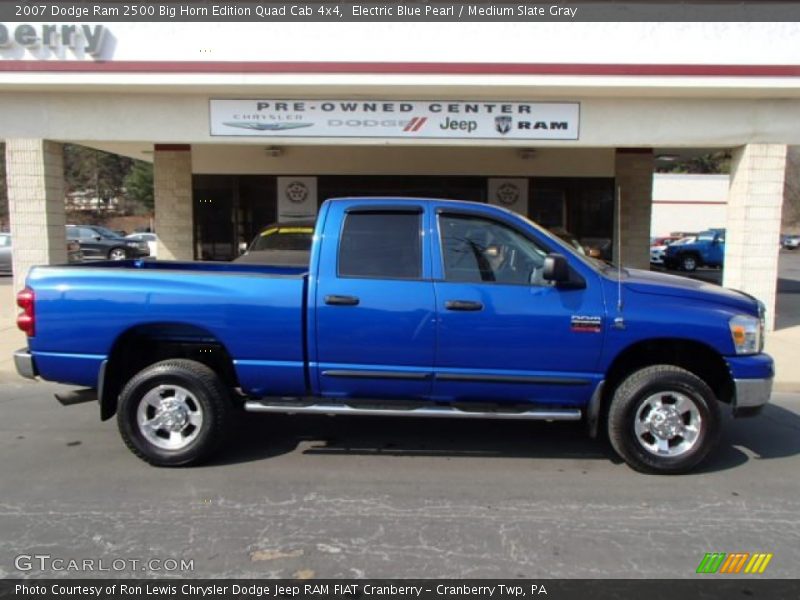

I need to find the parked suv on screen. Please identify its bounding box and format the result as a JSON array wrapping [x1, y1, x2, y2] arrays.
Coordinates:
[[66, 225, 149, 260], [663, 228, 725, 272]]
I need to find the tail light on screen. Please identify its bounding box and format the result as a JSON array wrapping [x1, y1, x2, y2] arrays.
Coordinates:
[[16, 287, 35, 337]]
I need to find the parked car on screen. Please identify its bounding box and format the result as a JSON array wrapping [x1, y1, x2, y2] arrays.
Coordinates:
[[235, 221, 314, 266], [650, 235, 687, 265], [125, 232, 158, 259], [782, 234, 800, 250], [649, 236, 681, 265], [0, 232, 82, 273], [0, 232, 11, 273], [67, 225, 149, 260], [663, 228, 725, 272], [14, 198, 772, 474]]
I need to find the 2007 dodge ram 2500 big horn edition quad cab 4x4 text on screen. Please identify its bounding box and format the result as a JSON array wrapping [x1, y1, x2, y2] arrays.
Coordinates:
[[14, 198, 773, 473]]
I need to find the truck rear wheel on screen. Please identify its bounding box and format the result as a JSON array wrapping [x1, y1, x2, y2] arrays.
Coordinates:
[[117, 359, 231, 466], [607, 365, 721, 474]]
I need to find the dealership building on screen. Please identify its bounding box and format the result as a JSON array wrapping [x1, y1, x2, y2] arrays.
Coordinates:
[[1, 20, 798, 328]]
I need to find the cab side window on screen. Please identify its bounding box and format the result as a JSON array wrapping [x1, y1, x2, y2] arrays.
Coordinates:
[[439, 214, 549, 285], [338, 211, 422, 280]]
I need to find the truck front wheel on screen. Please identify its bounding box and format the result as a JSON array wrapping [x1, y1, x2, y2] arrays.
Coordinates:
[[607, 365, 721, 474], [117, 359, 231, 466]]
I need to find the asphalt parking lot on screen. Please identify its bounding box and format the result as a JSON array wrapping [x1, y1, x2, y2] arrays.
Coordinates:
[[1, 381, 799, 579], [1, 253, 799, 579]]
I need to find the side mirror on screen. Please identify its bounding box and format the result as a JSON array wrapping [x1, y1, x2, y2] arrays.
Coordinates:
[[543, 253, 570, 283], [238, 242, 248, 254], [94, 236, 102, 241]]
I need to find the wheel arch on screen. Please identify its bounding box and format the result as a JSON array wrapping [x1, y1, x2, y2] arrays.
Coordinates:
[[100, 323, 239, 421], [598, 337, 734, 430]]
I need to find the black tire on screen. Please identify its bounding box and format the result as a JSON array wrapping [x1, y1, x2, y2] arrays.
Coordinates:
[[108, 247, 128, 260], [117, 359, 231, 466], [679, 253, 698, 272], [607, 365, 721, 474]]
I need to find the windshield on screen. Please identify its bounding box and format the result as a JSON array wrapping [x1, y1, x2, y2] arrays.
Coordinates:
[[250, 226, 314, 252], [510, 213, 610, 273]]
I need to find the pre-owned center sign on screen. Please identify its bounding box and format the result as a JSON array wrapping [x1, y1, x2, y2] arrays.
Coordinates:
[[210, 99, 580, 140]]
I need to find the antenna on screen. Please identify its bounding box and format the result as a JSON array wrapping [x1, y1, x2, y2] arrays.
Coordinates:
[[615, 185, 625, 326]]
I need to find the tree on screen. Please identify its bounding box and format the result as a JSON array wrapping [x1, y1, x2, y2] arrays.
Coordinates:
[[63, 144, 133, 203], [656, 151, 731, 174], [123, 160, 154, 210]]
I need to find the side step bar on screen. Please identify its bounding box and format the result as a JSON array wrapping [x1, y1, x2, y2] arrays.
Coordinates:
[[244, 401, 582, 421], [55, 388, 97, 406]]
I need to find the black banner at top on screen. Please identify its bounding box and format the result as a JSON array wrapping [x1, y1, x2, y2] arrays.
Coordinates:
[[2, 1, 800, 22]]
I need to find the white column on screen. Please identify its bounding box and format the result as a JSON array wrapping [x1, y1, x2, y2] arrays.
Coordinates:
[[614, 149, 654, 270], [6, 139, 67, 292], [723, 144, 787, 331], [154, 145, 193, 261]]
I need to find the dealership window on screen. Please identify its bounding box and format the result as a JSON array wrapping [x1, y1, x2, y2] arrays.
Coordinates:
[[193, 175, 276, 261]]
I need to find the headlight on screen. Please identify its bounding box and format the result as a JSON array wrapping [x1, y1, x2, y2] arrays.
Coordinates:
[[729, 314, 763, 355]]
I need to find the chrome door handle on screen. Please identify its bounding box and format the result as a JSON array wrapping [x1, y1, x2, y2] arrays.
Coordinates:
[[444, 300, 483, 311]]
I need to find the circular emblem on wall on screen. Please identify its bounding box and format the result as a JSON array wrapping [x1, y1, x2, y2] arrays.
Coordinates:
[[285, 181, 309, 204], [496, 183, 520, 206]]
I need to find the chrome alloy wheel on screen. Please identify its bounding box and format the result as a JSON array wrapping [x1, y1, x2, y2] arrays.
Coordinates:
[[109, 248, 127, 260], [634, 392, 702, 457], [136, 385, 204, 450]]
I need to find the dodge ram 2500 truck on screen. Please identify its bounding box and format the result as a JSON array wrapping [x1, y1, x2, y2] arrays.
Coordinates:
[[14, 198, 773, 473]]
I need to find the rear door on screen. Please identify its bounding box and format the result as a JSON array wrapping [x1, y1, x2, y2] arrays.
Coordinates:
[[313, 201, 436, 400], [431, 209, 605, 406]]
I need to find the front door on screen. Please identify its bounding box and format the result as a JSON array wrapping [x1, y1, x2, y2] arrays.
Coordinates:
[[432, 211, 605, 406]]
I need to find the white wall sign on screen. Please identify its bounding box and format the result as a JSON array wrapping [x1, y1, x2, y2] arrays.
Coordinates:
[[211, 99, 580, 140], [488, 178, 529, 215], [277, 177, 318, 221]]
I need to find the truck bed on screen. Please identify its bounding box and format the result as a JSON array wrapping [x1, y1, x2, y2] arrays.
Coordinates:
[[27, 260, 309, 397]]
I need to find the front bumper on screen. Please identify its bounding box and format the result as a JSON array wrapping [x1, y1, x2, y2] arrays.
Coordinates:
[[14, 348, 37, 380], [733, 377, 773, 417]]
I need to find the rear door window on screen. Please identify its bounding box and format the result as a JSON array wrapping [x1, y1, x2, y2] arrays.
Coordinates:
[[338, 211, 422, 279]]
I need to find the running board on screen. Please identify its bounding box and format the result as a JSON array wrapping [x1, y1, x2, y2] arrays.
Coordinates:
[[244, 401, 582, 421]]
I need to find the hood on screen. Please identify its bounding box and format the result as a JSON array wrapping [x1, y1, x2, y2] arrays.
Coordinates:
[[621, 268, 758, 315]]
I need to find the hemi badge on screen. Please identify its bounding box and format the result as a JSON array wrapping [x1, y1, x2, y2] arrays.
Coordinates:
[[571, 315, 602, 333]]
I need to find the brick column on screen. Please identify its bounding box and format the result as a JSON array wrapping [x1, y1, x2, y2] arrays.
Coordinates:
[[723, 144, 787, 331], [154, 145, 193, 261], [614, 149, 654, 270], [6, 139, 67, 292]]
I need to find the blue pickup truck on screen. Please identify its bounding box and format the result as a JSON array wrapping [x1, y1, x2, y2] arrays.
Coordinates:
[[14, 198, 772, 473], [663, 228, 725, 272]]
